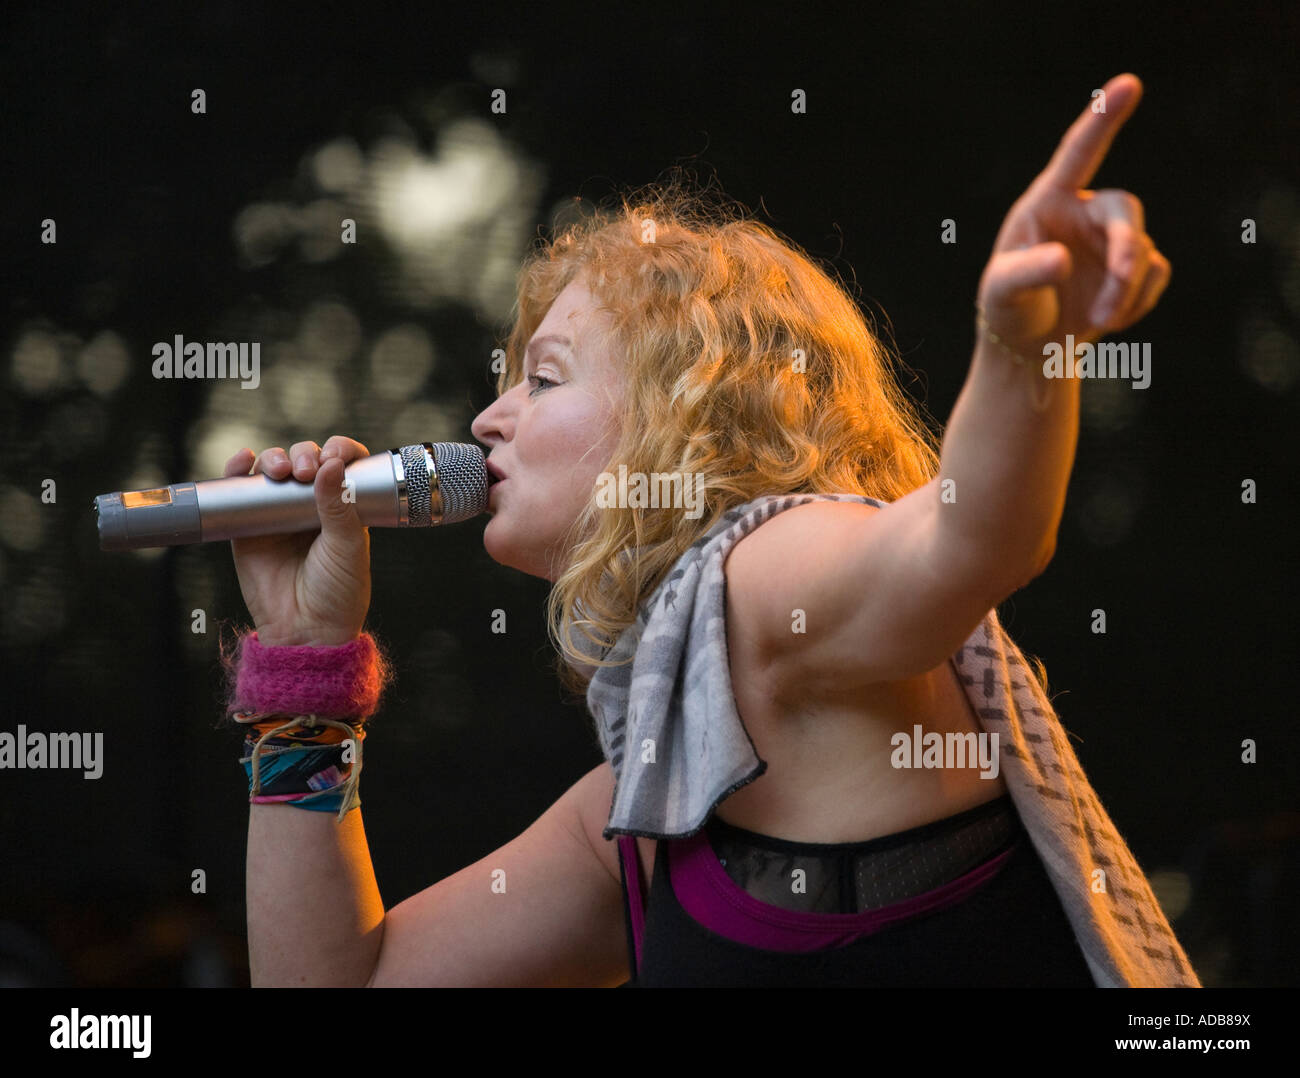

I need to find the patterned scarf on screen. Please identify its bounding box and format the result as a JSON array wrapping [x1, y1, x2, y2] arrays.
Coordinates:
[[586, 492, 1200, 987]]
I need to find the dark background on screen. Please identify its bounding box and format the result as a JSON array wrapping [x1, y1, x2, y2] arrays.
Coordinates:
[[1, 2, 1296, 987]]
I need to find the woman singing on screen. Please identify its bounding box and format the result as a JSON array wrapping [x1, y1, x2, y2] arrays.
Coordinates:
[[225, 73, 1199, 986]]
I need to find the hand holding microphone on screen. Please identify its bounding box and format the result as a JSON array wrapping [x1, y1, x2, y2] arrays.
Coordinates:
[[93, 436, 489, 647], [94, 439, 487, 550], [224, 437, 376, 648]]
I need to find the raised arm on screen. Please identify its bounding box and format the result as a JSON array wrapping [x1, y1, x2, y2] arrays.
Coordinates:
[[944, 71, 1168, 564], [724, 74, 1170, 691]]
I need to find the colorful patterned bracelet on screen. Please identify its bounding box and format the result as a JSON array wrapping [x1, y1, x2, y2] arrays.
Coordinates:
[[233, 711, 365, 822]]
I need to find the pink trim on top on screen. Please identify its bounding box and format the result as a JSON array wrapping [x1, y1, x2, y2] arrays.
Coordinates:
[[668, 827, 1018, 953]]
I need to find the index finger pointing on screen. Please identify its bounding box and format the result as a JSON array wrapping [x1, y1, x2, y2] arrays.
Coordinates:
[[1036, 74, 1144, 192]]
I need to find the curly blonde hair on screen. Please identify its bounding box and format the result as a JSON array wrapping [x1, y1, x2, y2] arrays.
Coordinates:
[[494, 176, 943, 697]]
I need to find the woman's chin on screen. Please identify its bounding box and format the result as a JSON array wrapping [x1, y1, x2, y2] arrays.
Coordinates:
[[482, 522, 524, 573], [480, 513, 557, 580]]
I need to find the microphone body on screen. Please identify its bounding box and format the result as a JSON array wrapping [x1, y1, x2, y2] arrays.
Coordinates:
[[94, 442, 487, 551]]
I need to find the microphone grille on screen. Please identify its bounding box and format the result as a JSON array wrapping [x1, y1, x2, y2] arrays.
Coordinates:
[[428, 441, 488, 524]]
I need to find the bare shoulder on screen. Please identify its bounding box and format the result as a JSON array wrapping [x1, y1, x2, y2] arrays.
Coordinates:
[[725, 500, 882, 580], [738, 498, 882, 542], [723, 498, 884, 667], [722, 484, 1028, 689]]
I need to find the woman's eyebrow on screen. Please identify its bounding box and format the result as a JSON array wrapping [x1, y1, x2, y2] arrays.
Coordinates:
[[525, 334, 573, 359]]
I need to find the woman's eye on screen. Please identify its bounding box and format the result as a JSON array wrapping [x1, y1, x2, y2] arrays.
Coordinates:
[[527, 375, 556, 395]]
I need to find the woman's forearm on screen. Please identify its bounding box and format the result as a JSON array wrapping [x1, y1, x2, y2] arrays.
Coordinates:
[[935, 339, 1081, 576], [246, 804, 386, 987]]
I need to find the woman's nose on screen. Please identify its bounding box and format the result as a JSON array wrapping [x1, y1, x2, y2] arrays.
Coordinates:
[[471, 390, 514, 446]]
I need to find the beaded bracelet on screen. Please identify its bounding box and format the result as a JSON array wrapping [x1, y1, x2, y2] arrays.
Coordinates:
[[973, 303, 1053, 413]]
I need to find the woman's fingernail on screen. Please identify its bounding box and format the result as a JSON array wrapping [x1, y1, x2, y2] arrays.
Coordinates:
[[295, 454, 310, 470]]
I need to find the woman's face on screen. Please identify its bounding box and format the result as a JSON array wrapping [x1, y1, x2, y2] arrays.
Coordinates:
[[471, 276, 625, 581]]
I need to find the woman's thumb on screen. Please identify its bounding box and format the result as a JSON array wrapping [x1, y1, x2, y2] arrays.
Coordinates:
[[314, 456, 364, 542], [984, 242, 1072, 304]]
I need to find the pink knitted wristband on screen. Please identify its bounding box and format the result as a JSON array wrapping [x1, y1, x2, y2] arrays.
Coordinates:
[[228, 632, 388, 719]]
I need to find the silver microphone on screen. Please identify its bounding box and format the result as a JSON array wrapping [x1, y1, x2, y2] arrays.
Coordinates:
[[94, 442, 488, 551]]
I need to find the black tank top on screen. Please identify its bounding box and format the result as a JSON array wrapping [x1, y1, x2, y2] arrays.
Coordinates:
[[617, 794, 1096, 987]]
